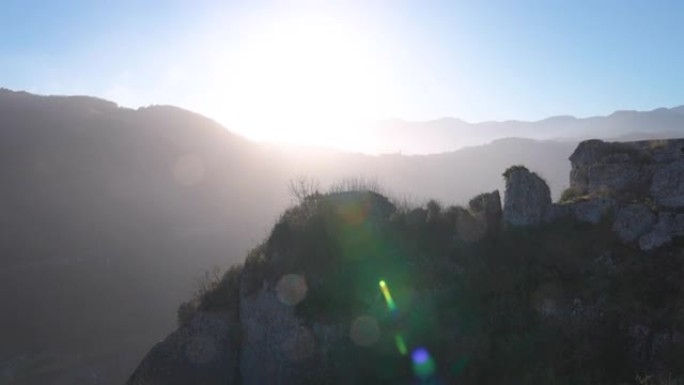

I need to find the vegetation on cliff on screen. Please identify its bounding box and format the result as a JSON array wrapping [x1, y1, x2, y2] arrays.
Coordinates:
[[167, 179, 684, 384]]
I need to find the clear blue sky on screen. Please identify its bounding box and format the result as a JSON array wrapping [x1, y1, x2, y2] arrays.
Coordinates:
[[2, 0, 683, 127]]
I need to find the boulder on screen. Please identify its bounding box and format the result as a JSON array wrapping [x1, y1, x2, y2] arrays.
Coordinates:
[[650, 160, 684, 208], [503, 166, 552, 227], [612, 204, 656, 243]]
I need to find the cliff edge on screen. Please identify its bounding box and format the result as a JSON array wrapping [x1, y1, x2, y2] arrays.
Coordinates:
[[129, 139, 684, 385]]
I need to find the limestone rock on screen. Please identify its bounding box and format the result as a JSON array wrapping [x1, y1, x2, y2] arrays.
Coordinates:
[[569, 139, 684, 203], [127, 312, 239, 385], [585, 163, 653, 198], [571, 197, 616, 224], [239, 281, 342, 385], [468, 190, 502, 234], [650, 160, 684, 208], [239, 286, 304, 385], [503, 166, 552, 226], [569, 139, 656, 199], [643, 139, 684, 163], [612, 204, 656, 243], [638, 212, 684, 251]]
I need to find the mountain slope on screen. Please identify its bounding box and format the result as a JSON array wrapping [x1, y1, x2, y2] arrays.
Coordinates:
[[0, 90, 278, 384]]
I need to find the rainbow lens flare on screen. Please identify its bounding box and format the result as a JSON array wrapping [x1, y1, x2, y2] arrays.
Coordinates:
[[411, 347, 436, 379], [378, 280, 396, 312]]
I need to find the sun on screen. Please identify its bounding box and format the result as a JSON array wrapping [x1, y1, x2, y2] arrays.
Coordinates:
[[216, 14, 392, 149]]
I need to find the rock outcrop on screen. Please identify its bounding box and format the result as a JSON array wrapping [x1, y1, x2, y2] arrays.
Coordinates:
[[130, 138, 684, 385], [651, 160, 684, 208], [238, 285, 320, 385], [638, 212, 684, 251], [501, 138, 684, 251], [569, 138, 684, 201], [570, 197, 616, 224], [612, 204, 657, 243], [502, 166, 551, 226], [468, 190, 502, 235]]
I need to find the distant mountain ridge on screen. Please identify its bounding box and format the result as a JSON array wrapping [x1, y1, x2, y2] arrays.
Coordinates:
[[369, 105, 684, 154]]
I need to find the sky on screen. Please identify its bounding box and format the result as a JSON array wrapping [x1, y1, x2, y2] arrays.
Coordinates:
[[1, 0, 683, 145]]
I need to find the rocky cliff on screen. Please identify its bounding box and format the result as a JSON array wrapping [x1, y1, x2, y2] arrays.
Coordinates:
[[502, 138, 684, 251], [129, 139, 684, 385]]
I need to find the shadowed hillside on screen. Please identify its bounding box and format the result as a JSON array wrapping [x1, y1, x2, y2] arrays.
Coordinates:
[[0, 90, 279, 384]]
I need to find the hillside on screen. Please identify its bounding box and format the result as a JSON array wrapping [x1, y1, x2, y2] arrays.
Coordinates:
[[129, 138, 684, 384], [0, 90, 280, 384]]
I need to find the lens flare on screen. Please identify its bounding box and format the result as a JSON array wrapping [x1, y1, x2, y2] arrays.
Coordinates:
[[276, 274, 308, 306], [411, 347, 436, 379], [394, 334, 408, 356], [378, 280, 396, 312]]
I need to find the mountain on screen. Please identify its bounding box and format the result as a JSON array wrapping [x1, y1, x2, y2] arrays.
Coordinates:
[[0, 88, 680, 384], [367, 106, 684, 154], [0, 89, 280, 384]]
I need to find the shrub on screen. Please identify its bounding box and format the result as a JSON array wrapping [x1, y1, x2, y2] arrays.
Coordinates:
[[198, 264, 243, 315], [425, 199, 443, 223], [328, 176, 382, 195], [287, 176, 320, 204], [502, 164, 529, 179], [176, 299, 198, 326], [559, 186, 585, 203], [176, 264, 244, 326]]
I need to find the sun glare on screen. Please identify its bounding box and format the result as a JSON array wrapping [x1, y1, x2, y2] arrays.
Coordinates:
[[216, 14, 392, 150]]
